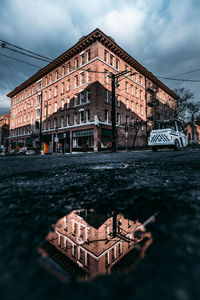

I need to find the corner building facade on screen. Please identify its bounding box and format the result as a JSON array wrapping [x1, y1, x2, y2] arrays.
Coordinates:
[[8, 28, 177, 153]]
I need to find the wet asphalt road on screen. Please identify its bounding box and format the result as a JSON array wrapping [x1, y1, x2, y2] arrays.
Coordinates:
[[0, 148, 200, 300]]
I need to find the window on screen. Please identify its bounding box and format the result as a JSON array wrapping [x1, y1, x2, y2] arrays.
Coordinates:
[[37, 94, 42, 105], [86, 69, 90, 82], [140, 105, 144, 115], [37, 81, 42, 90], [73, 222, 77, 235], [87, 50, 91, 62], [126, 99, 129, 109], [104, 50, 108, 62], [105, 225, 110, 240], [55, 70, 58, 80], [36, 109, 41, 119], [67, 79, 70, 91], [78, 248, 84, 263], [139, 75, 142, 85], [61, 116, 64, 127], [117, 113, 121, 125], [86, 89, 91, 102], [61, 82, 65, 94], [118, 242, 122, 255], [81, 53, 84, 65], [85, 253, 90, 267], [74, 113, 78, 124], [126, 116, 129, 125], [62, 66, 65, 76], [75, 57, 78, 69], [105, 252, 109, 265], [48, 104, 51, 115], [67, 63, 71, 73], [125, 82, 128, 93], [72, 244, 76, 256], [80, 72, 84, 85], [131, 101, 134, 112], [80, 110, 84, 123], [45, 91, 47, 101], [136, 103, 139, 113], [49, 89, 51, 99], [66, 115, 70, 126], [135, 87, 138, 98], [67, 97, 70, 109], [135, 73, 138, 82], [74, 75, 78, 88], [74, 95, 78, 106], [116, 58, 119, 70], [86, 109, 90, 122], [54, 102, 57, 112], [131, 85, 134, 96], [140, 90, 143, 100], [61, 99, 64, 110], [104, 69, 109, 83], [45, 106, 48, 117], [104, 90, 109, 103], [110, 54, 114, 66], [54, 86, 58, 97], [80, 91, 84, 104], [111, 247, 116, 261], [105, 110, 109, 123], [130, 69, 133, 78], [117, 95, 120, 107]]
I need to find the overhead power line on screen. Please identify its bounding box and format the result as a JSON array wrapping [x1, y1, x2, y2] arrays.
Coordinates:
[[170, 67, 200, 78], [157, 76, 200, 83], [0, 53, 41, 68], [1, 45, 51, 63], [0, 39, 52, 61]]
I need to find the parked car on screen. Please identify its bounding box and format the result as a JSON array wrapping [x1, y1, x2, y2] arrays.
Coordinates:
[[8, 149, 19, 156], [26, 149, 37, 155]]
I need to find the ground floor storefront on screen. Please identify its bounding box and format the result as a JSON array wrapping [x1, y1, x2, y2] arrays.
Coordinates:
[[9, 124, 147, 153]]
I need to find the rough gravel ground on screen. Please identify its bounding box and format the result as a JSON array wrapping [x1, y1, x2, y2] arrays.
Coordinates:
[[0, 149, 200, 300]]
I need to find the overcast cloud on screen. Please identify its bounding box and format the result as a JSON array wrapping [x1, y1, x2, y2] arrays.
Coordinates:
[[0, 0, 200, 113]]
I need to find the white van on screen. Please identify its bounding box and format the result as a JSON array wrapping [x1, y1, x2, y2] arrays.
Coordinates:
[[148, 120, 188, 151]]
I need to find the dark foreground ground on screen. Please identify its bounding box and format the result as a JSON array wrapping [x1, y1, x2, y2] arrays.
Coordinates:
[[0, 149, 200, 300]]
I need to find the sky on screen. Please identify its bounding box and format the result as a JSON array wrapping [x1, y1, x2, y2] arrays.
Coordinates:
[[0, 0, 200, 114]]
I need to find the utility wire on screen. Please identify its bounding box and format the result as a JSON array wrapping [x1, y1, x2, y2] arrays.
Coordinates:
[[170, 67, 200, 78], [157, 76, 200, 83], [0, 39, 52, 61], [2, 45, 51, 63], [0, 53, 41, 68]]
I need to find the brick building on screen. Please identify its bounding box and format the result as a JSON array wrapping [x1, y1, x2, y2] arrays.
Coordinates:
[[40, 209, 152, 281], [7, 28, 177, 153], [0, 114, 10, 152]]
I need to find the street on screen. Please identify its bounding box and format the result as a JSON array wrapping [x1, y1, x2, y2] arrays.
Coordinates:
[[0, 149, 200, 300]]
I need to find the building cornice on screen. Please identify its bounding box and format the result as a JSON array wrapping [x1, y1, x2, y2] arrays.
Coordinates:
[[7, 28, 178, 100]]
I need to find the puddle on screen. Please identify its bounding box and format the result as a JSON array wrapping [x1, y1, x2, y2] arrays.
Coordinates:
[[39, 209, 157, 282]]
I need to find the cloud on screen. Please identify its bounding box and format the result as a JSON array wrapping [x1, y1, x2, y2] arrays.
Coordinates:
[[0, 0, 200, 112]]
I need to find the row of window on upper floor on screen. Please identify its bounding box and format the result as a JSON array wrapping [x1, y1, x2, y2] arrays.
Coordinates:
[[103, 50, 143, 85], [12, 45, 171, 107], [11, 50, 92, 106]]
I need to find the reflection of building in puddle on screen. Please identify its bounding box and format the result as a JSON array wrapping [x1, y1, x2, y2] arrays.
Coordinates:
[[39, 210, 154, 281]]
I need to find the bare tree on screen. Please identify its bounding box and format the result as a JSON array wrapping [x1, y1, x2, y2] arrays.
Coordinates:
[[173, 87, 194, 122]]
